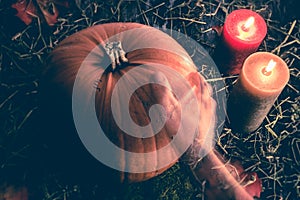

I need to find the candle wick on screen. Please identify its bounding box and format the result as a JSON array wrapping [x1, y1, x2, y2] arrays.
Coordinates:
[[262, 59, 277, 76], [241, 25, 249, 32], [262, 68, 272, 76]]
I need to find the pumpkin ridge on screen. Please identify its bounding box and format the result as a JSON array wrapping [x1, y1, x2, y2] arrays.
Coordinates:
[[118, 69, 152, 182], [43, 22, 202, 183]]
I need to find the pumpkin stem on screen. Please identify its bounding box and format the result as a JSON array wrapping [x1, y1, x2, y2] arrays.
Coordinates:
[[104, 41, 128, 71]]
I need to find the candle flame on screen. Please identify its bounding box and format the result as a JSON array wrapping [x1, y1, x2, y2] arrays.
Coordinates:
[[238, 16, 256, 40], [243, 16, 255, 30], [265, 59, 276, 73]]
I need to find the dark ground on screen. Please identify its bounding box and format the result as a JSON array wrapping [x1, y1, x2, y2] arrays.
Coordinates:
[[0, 0, 299, 199]]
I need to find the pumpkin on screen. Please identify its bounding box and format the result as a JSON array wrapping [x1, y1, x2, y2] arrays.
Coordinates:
[[42, 22, 211, 183]]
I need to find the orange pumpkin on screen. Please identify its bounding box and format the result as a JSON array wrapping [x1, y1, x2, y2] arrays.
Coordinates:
[[41, 22, 215, 183]]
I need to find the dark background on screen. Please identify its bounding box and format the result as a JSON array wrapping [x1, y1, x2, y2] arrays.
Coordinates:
[[0, 0, 299, 199]]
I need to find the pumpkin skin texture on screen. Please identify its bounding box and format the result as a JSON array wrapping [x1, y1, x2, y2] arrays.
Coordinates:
[[42, 22, 212, 183]]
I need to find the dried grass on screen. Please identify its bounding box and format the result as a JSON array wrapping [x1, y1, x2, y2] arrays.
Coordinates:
[[0, 0, 299, 199]]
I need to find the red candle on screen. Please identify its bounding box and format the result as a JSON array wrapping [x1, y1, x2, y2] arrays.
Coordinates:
[[214, 9, 267, 75], [227, 52, 290, 133]]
